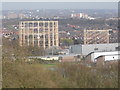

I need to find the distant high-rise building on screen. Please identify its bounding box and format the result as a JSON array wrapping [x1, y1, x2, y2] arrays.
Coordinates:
[[7, 12, 18, 19], [18, 13, 26, 19], [71, 13, 95, 20], [84, 29, 110, 44], [19, 20, 59, 49]]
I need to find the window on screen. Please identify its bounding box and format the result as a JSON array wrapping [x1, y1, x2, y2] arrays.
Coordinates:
[[34, 23, 38, 27], [39, 23, 43, 26], [34, 41, 38, 45], [29, 35, 32, 38], [50, 29, 52, 31], [25, 23, 28, 27], [39, 28, 43, 32], [50, 22, 52, 27], [45, 35, 48, 38], [34, 29, 38, 33], [29, 23, 33, 27], [40, 35, 43, 38], [45, 23, 48, 27], [54, 41, 56, 45], [45, 41, 48, 44], [45, 29, 48, 31], [34, 35, 38, 39], [94, 48, 98, 50], [25, 36, 28, 39], [115, 47, 120, 51], [40, 41, 43, 44]]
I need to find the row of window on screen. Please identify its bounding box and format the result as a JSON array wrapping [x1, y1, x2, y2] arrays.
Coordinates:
[[23, 40, 57, 46], [20, 29, 58, 33], [21, 22, 58, 27], [22, 35, 57, 39], [34, 29, 58, 33], [21, 43, 56, 47]]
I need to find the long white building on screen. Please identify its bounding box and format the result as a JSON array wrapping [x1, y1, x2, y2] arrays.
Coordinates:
[[69, 43, 119, 55], [90, 51, 120, 62]]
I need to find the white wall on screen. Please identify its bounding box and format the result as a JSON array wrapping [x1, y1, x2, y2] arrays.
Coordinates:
[[82, 43, 118, 55], [105, 55, 119, 61], [91, 51, 119, 62]]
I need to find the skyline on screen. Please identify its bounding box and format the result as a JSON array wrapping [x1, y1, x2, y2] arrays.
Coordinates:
[[2, 2, 118, 10]]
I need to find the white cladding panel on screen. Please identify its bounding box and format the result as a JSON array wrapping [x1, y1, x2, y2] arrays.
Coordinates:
[[105, 55, 119, 61], [82, 43, 118, 55], [94, 51, 119, 59], [92, 51, 119, 62]]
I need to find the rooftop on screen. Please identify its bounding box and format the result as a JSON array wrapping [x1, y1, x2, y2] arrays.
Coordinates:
[[20, 18, 58, 21]]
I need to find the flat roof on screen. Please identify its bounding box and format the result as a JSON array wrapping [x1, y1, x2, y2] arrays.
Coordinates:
[[20, 18, 58, 21], [29, 54, 80, 58], [70, 43, 119, 47]]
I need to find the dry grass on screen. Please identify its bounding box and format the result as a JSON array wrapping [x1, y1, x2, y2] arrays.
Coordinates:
[[2, 60, 118, 88], [3, 60, 69, 88], [58, 62, 118, 88], [2, 38, 118, 88]]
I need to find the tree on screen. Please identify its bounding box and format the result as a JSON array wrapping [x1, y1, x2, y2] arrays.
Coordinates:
[[61, 38, 74, 46]]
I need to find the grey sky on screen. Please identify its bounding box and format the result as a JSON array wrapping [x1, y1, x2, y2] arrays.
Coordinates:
[[1, 0, 119, 2], [2, 2, 118, 10]]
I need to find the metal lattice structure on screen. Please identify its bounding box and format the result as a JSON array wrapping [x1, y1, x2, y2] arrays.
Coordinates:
[[84, 30, 110, 44]]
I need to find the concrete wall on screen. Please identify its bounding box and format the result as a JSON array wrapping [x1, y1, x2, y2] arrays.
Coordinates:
[[69, 44, 82, 54], [61, 56, 75, 62], [82, 43, 118, 55], [69, 43, 118, 55]]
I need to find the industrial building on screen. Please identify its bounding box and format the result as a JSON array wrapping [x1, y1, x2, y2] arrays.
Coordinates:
[[19, 20, 59, 49], [84, 29, 110, 44], [85, 51, 119, 62], [69, 43, 119, 55], [84, 51, 119, 68]]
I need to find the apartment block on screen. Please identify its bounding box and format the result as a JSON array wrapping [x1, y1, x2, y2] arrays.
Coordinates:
[[19, 20, 59, 49]]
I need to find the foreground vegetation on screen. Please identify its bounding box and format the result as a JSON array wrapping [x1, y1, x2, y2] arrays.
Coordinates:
[[2, 38, 118, 88], [3, 60, 118, 88]]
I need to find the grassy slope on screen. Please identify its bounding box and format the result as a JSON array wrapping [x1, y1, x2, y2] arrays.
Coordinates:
[[2, 38, 118, 88], [2, 60, 118, 88]]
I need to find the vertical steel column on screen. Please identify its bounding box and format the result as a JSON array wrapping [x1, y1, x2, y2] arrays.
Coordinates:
[[19, 21, 23, 46], [52, 21, 54, 46], [55, 21, 59, 47], [23, 22, 25, 45], [43, 21, 45, 49], [27, 21, 30, 46], [32, 21, 34, 46], [48, 21, 50, 48]]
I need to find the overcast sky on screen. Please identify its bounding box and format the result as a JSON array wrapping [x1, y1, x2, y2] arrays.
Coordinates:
[[1, 0, 119, 2], [2, 2, 118, 10]]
